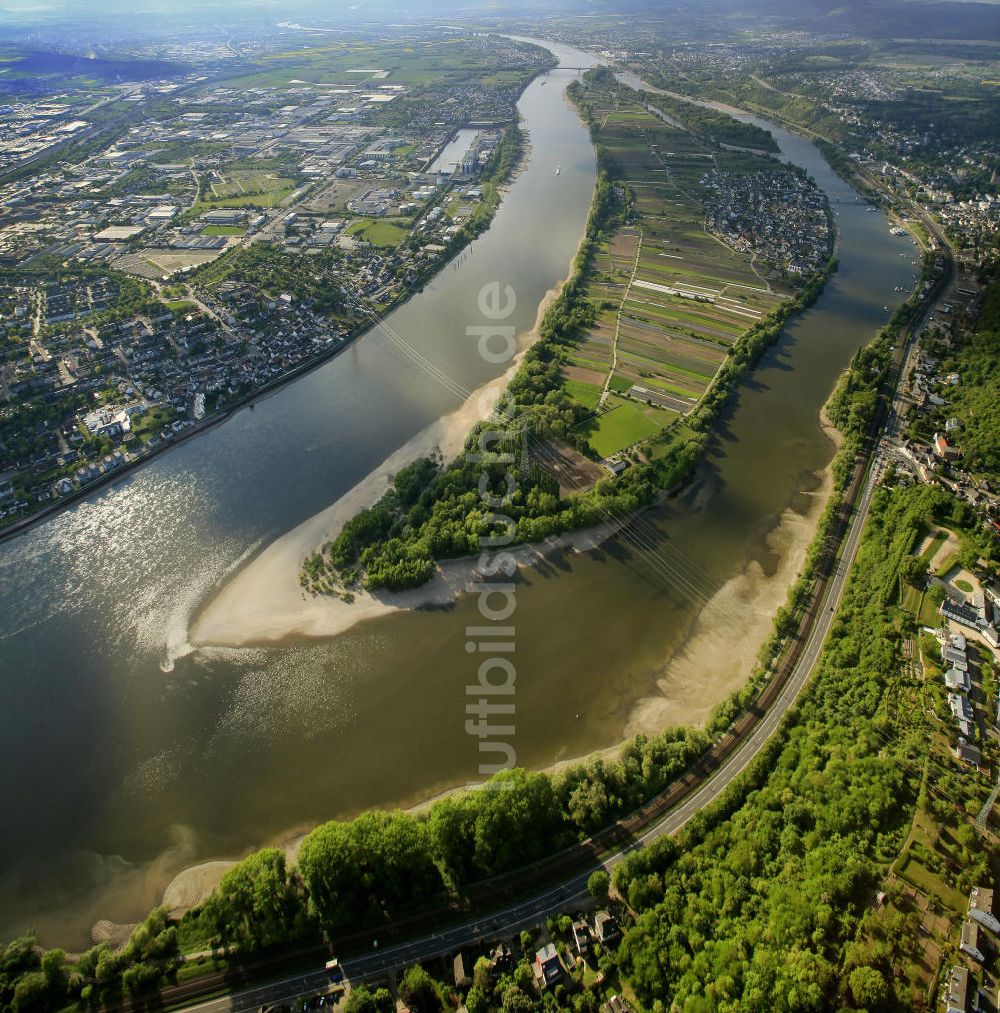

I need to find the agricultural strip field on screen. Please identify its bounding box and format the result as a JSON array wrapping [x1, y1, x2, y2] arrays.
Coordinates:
[[208, 170, 296, 201], [565, 77, 797, 460], [214, 38, 538, 91]]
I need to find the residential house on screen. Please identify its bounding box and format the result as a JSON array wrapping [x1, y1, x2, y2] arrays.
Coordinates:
[[943, 965, 969, 1013], [949, 693, 973, 722], [942, 598, 989, 632], [969, 886, 1000, 933], [572, 919, 591, 957], [960, 920, 987, 963], [488, 943, 514, 976], [453, 951, 471, 991], [593, 911, 622, 947], [534, 944, 563, 989], [955, 739, 983, 768], [944, 646, 968, 671], [945, 668, 971, 692]]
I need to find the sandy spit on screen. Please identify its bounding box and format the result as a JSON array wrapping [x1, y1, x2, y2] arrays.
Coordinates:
[[189, 273, 574, 651]]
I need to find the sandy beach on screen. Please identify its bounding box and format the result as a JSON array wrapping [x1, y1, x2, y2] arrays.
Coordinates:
[[190, 362, 517, 648], [191, 435, 629, 649], [624, 409, 841, 733]]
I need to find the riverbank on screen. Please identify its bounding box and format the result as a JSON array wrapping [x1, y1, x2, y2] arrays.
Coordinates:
[[627, 408, 842, 733], [190, 354, 520, 647], [0, 245, 476, 550], [189, 269, 577, 648]]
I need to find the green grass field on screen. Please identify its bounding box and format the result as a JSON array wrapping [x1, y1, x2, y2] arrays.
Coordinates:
[[210, 172, 294, 200], [562, 378, 602, 410], [346, 219, 408, 247], [202, 226, 245, 237], [919, 528, 948, 562], [212, 37, 537, 91], [589, 401, 665, 458], [189, 189, 295, 214]]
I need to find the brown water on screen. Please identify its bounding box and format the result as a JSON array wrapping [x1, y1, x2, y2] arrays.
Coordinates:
[[0, 40, 919, 947]]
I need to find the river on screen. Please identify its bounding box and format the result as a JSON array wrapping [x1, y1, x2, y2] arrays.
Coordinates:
[[0, 40, 917, 948]]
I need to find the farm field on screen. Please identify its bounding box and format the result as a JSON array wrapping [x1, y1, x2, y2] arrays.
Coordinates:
[[139, 248, 225, 274], [214, 37, 537, 91], [345, 218, 409, 247], [192, 171, 297, 212], [207, 170, 296, 201], [564, 77, 799, 461]]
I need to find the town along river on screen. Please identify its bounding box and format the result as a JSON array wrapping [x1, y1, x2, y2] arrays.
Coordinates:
[[0, 42, 917, 947]]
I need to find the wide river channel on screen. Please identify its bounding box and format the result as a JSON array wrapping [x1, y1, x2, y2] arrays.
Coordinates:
[[0, 39, 917, 947]]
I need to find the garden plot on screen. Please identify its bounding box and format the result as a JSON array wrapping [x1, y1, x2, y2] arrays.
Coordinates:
[[557, 80, 807, 461]]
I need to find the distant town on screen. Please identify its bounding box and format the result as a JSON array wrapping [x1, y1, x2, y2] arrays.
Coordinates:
[[0, 35, 543, 529]]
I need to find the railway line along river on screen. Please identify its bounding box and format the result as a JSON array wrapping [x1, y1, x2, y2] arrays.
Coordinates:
[[0, 40, 917, 948]]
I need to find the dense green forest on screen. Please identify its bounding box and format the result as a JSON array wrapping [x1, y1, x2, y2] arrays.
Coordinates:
[[632, 90, 778, 153], [613, 478, 984, 1010], [576, 65, 777, 152]]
